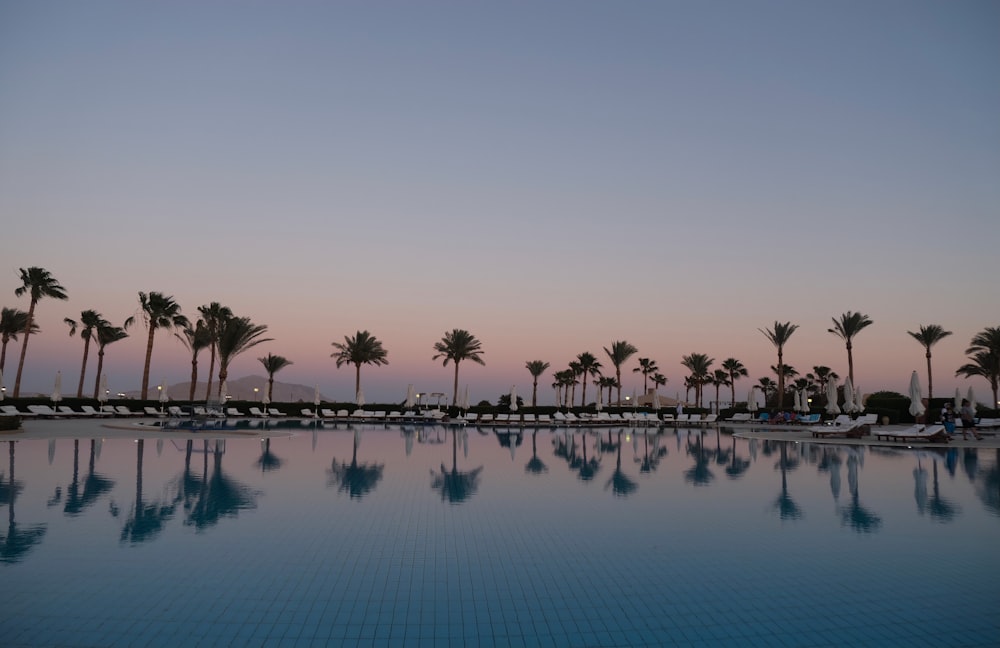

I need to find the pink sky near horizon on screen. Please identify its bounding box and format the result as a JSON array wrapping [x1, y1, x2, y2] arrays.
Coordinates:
[[1, 2, 997, 404]]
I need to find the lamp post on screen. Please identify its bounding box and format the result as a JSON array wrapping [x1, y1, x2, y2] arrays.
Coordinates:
[[254, 387, 259, 402]]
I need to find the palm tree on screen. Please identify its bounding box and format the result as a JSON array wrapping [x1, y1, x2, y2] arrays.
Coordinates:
[[92, 322, 130, 399], [432, 329, 485, 406], [962, 327, 1000, 406], [197, 302, 233, 401], [807, 366, 839, 398], [0, 307, 37, 374], [710, 369, 731, 413], [828, 311, 874, 384], [757, 376, 777, 407], [683, 375, 697, 404], [604, 340, 638, 406], [567, 361, 582, 406], [331, 330, 388, 398], [772, 364, 799, 405], [175, 321, 211, 402], [651, 373, 667, 393], [12, 267, 68, 397], [553, 369, 575, 408], [525, 360, 550, 407], [258, 353, 294, 402], [759, 321, 799, 409], [721, 357, 748, 407], [906, 324, 953, 400], [575, 352, 602, 407], [597, 375, 618, 405], [65, 310, 111, 398], [216, 317, 272, 398], [956, 351, 999, 414], [632, 357, 659, 394], [681, 353, 714, 408], [137, 292, 189, 400]]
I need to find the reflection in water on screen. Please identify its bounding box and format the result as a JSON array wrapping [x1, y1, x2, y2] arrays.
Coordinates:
[[184, 441, 260, 532], [636, 431, 667, 475], [684, 431, 714, 486], [255, 438, 283, 472], [495, 430, 522, 462], [1, 441, 47, 563], [725, 435, 749, 480], [118, 440, 176, 544], [48, 439, 115, 517], [815, 446, 843, 504], [839, 450, 882, 533], [606, 430, 637, 497], [974, 448, 999, 516], [328, 429, 385, 499], [524, 431, 547, 475], [773, 443, 802, 521], [430, 428, 482, 504]]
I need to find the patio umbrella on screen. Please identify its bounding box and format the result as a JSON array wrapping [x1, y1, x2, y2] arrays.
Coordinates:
[[159, 380, 169, 404], [0, 368, 4, 402], [52, 371, 62, 405], [405, 384, 415, 409], [595, 388, 603, 412], [356, 388, 365, 408], [854, 387, 864, 413], [954, 388, 962, 410], [908, 371, 925, 418], [966, 386, 977, 412], [313, 386, 321, 416], [843, 378, 856, 414], [459, 385, 469, 411], [98, 374, 109, 405], [652, 391, 661, 411], [262, 383, 270, 407], [509, 385, 517, 412], [825, 378, 840, 415], [747, 388, 757, 413]]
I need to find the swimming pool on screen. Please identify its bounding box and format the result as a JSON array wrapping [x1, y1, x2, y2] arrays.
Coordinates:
[[2, 421, 998, 647]]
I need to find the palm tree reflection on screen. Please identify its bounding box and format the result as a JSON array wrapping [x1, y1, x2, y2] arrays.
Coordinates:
[[328, 429, 384, 499], [185, 440, 260, 531], [636, 431, 667, 475], [684, 431, 714, 486], [50, 439, 115, 516], [430, 428, 482, 504], [118, 439, 176, 544], [606, 430, 637, 497], [255, 438, 283, 472], [839, 449, 882, 533], [918, 456, 960, 522], [524, 431, 547, 475], [772, 443, 802, 520], [1, 441, 47, 563], [975, 449, 999, 516], [724, 435, 749, 480]]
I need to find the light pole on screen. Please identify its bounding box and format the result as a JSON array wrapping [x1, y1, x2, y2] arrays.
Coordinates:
[[254, 387, 259, 402]]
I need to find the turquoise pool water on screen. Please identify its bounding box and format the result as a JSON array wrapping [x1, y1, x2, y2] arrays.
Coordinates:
[[1, 421, 998, 647]]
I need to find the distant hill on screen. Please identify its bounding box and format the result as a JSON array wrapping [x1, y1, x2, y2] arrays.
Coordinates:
[[126, 376, 329, 402]]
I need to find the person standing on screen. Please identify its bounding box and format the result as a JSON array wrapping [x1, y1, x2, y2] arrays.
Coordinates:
[[959, 399, 983, 440], [941, 402, 956, 437]]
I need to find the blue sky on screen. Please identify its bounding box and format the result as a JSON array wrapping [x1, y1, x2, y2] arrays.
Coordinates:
[[1, 1, 998, 404]]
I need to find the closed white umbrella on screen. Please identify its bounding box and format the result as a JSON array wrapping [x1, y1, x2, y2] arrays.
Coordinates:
[[0, 368, 4, 402], [908, 370, 925, 418], [405, 384, 415, 409], [652, 391, 661, 411], [954, 387, 962, 410], [855, 386, 864, 413], [595, 388, 603, 412], [509, 385, 518, 412], [313, 386, 321, 417], [825, 378, 840, 415], [98, 374, 109, 404], [747, 387, 757, 413], [966, 386, 977, 412], [459, 385, 469, 410], [356, 388, 365, 408], [262, 383, 270, 406], [159, 380, 169, 403], [843, 378, 856, 414], [52, 371, 62, 405]]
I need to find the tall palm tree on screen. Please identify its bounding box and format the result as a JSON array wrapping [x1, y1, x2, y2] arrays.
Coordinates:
[[553, 369, 575, 408], [721, 357, 748, 407], [759, 321, 799, 409], [0, 307, 37, 374], [956, 350, 1000, 410], [137, 292, 189, 400], [807, 366, 839, 398], [258, 353, 294, 402], [906, 324, 953, 400], [92, 322, 130, 399], [432, 329, 485, 406], [651, 373, 667, 392], [197, 303, 233, 401], [575, 352, 602, 407], [332, 330, 388, 397], [604, 340, 638, 406], [963, 327, 1000, 406], [772, 364, 798, 405], [757, 376, 777, 407], [597, 375, 618, 405], [828, 311, 874, 385], [710, 369, 731, 413], [12, 266, 68, 397], [175, 321, 211, 402], [65, 310, 111, 398], [633, 357, 659, 394], [680, 353, 714, 408], [216, 317, 272, 398], [525, 360, 550, 407], [567, 361, 582, 406]]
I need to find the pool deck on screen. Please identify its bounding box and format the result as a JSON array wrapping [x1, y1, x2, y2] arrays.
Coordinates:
[[729, 423, 998, 449]]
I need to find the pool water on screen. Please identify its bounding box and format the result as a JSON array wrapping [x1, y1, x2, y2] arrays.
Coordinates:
[[2, 422, 998, 647]]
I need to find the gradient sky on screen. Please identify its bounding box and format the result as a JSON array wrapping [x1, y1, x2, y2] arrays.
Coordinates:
[[1, 1, 998, 405]]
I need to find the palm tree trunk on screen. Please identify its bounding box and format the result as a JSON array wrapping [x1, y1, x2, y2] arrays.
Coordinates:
[[616, 368, 622, 405], [141, 325, 156, 400], [189, 358, 198, 402], [204, 345, 216, 401], [0, 337, 8, 373], [12, 300, 36, 398], [93, 349, 105, 400], [776, 348, 784, 410], [354, 363, 361, 398], [846, 341, 854, 385], [452, 362, 460, 406], [581, 376, 587, 408], [218, 362, 228, 399], [925, 350, 933, 400], [730, 381, 736, 408], [531, 379, 538, 407], [76, 337, 92, 398], [268, 375, 275, 402]]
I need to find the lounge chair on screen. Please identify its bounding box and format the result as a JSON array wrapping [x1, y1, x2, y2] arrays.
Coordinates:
[[27, 405, 66, 417], [115, 405, 142, 417], [855, 413, 878, 426], [167, 406, 185, 417], [537, 414, 552, 425], [875, 425, 949, 443], [227, 407, 247, 417], [301, 408, 317, 418], [80, 405, 110, 417], [675, 414, 690, 424], [699, 414, 718, 426], [687, 414, 703, 425], [268, 408, 287, 417], [320, 408, 339, 419], [57, 406, 88, 417], [101, 405, 118, 416], [810, 421, 865, 438], [660, 414, 676, 424], [522, 414, 537, 425], [248, 407, 268, 417], [143, 407, 166, 418]]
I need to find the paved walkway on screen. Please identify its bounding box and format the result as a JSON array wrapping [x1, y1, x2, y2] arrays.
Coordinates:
[[728, 423, 998, 449]]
